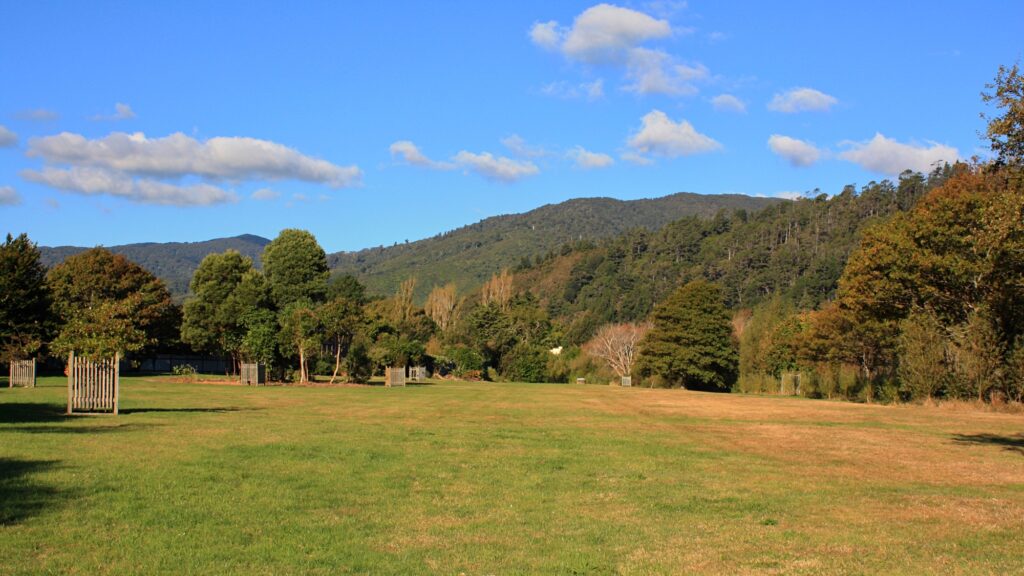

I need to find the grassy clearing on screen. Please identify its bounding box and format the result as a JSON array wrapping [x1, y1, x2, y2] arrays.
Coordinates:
[[1, 376, 1023, 574]]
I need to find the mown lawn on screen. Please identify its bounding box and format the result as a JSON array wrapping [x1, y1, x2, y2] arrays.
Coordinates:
[[1, 375, 1023, 574]]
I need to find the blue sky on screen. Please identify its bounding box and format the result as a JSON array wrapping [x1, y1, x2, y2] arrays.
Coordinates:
[[1, 1, 1021, 252]]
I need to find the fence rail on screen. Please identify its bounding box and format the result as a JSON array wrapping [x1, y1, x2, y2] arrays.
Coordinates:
[[68, 352, 119, 415], [9, 359, 35, 387]]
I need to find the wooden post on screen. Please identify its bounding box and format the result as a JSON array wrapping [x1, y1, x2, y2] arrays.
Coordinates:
[[67, 352, 74, 415], [113, 352, 119, 415]]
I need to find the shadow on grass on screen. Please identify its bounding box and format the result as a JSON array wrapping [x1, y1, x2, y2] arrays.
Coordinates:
[[0, 458, 63, 525], [952, 433, 1024, 455], [0, 403, 69, 424], [4, 423, 159, 434], [119, 407, 261, 415]]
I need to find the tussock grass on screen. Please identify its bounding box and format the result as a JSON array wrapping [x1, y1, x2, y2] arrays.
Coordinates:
[[2, 376, 1023, 574]]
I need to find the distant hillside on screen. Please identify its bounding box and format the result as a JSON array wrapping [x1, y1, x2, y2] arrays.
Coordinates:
[[328, 192, 781, 299], [39, 234, 270, 300]]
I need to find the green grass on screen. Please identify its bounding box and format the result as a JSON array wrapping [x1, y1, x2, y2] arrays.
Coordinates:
[[2, 376, 1023, 574]]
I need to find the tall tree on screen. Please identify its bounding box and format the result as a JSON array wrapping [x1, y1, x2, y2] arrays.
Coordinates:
[[0, 234, 51, 361], [425, 283, 459, 333], [898, 307, 950, 400], [318, 296, 364, 384], [637, 280, 738, 390], [981, 62, 1024, 166], [481, 269, 513, 311], [262, 229, 329, 309], [180, 250, 254, 371], [47, 248, 176, 358], [279, 301, 321, 384]]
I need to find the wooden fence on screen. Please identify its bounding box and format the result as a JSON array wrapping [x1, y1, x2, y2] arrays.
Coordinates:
[[408, 366, 428, 382], [620, 376, 632, 387], [240, 363, 266, 386], [385, 366, 406, 387], [9, 359, 35, 388], [67, 352, 119, 415]]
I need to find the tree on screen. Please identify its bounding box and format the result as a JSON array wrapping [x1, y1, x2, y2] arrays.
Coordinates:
[[47, 248, 176, 358], [0, 233, 51, 362], [279, 301, 321, 384], [262, 229, 329, 308], [425, 283, 459, 333], [392, 277, 417, 325], [180, 250, 254, 372], [584, 322, 651, 379], [318, 296, 364, 383], [952, 309, 1004, 401], [981, 62, 1024, 166], [637, 280, 738, 390], [481, 269, 513, 311], [898, 307, 950, 400]]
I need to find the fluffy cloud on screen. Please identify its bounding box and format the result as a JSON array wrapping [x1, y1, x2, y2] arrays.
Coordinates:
[[839, 133, 959, 175], [389, 140, 454, 169], [453, 151, 539, 183], [251, 188, 280, 200], [561, 4, 671, 63], [529, 20, 562, 50], [92, 102, 136, 121], [28, 131, 361, 188], [531, 4, 705, 98], [0, 125, 17, 147], [767, 135, 821, 167], [627, 110, 720, 160], [540, 79, 604, 101], [0, 186, 21, 205], [502, 134, 548, 158], [568, 146, 614, 169], [624, 48, 707, 96], [768, 88, 838, 113], [22, 166, 237, 206], [711, 94, 745, 113]]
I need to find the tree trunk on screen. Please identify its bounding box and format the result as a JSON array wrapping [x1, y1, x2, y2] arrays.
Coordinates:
[[330, 339, 341, 385], [299, 348, 307, 384]]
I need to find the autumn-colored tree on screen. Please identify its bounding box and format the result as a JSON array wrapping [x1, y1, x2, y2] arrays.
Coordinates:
[[47, 248, 177, 358], [425, 283, 459, 333], [481, 269, 513, 311], [981, 62, 1024, 166], [392, 277, 417, 325], [584, 322, 651, 378]]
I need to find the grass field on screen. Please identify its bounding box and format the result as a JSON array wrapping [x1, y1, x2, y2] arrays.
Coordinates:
[[1, 376, 1023, 575]]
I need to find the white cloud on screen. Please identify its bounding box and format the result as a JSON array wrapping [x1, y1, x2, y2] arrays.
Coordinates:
[[768, 134, 821, 167], [0, 125, 17, 147], [568, 146, 614, 169], [22, 166, 237, 206], [627, 110, 720, 159], [540, 79, 604, 101], [91, 102, 137, 121], [711, 94, 745, 113], [389, 140, 454, 169], [620, 151, 654, 166], [27, 131, 361, 188], [529, 20, 562, 50], [251, 188, 280, 200], [453, 151, 539, 183], [501, 134, 547, 158], [839, 133, 959, 175], [0, 186, 21, 206], [15, 109, 59, 121], [562, 4, 671, 63], [623, 48, 707, 96], [768, 87, 838, 113]]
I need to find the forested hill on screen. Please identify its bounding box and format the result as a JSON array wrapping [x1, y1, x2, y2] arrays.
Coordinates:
[[327, 192, 781, 300], [514, 170, 948, 344], [38, 234, 270, 299]]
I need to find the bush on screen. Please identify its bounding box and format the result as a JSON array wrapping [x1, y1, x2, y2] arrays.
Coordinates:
[[172, 364, 197, 380], [345, 340, 373, 384]]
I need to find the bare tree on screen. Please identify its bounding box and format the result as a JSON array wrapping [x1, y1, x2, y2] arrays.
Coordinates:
[[481, 269, 513, 311], [584, 322, 652, 378], [425, 283, 459, 332]]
